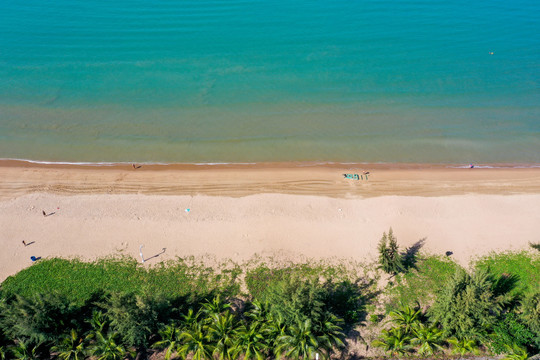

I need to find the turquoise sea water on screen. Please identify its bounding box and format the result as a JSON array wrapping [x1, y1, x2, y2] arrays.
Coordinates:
[[0, 0, 539, 164]]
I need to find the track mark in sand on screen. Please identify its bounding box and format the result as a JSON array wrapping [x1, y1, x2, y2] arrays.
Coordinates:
[[1, 169, 540, 199]]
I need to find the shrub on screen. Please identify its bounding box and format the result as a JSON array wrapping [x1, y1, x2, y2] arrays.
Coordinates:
[[519, 291, 540, 349], [263, 276, 326, 329], [378, 228, 404, 275], [428, 267, 516, 340], [0, 293, 77, 345], [490, 313, 537, 354], [101, 292, 170, 349], [372, 327, 413, 356], [323, 279, 366, 327]]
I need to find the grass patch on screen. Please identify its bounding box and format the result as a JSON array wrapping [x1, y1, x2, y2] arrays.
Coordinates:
[[473, 251, 540, 297], [385, 254, 463, 310], [1, 257, 371, 306], [244, 259, 371, 300], [0, 256, 241, 305]]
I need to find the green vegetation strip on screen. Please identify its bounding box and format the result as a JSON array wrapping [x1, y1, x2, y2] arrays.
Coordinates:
[[0, 257, 242, 305], [473, 251, 540, 297], [0, 250, 538, 359]]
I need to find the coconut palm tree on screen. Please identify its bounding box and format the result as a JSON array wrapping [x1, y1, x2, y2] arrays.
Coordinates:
[[181, 308, 202, 331], [265, 313, 287, 349], [388, 304, 422, 334], [231, 323, 268, 360], [411, 323, 445, 356], [502, 344, 529, 360], [10, 339, 39, 360], [245, 301, 271, 327], [88, 310, 107, 334], [275, 319, 319, 360], [200, 295, 231, 318], [372, 327, 413, 356], [315, 313, 345, 358], [51, 329, 91, 360], [207, 312, 239, 360], [152, 323, 181, 360], [178, 323, 214, 360], [90, 331, 132, 360], [447, 337, 479, 356]]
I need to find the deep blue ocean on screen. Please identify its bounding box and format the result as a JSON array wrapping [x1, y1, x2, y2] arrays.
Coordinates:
[[0, 0, 539, 164]]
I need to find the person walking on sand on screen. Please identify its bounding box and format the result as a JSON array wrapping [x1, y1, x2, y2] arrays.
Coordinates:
[[22, 240, 27, 246]]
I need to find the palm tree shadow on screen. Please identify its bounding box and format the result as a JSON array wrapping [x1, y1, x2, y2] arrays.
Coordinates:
[[144, 248, 167, 262], [401, 238, 426, 271]]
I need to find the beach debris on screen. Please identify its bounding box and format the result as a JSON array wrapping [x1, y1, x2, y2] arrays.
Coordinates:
[[185, 208, 191, 213]]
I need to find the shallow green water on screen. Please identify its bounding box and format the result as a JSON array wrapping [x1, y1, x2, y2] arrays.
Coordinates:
[[1, 0, 539, 164]]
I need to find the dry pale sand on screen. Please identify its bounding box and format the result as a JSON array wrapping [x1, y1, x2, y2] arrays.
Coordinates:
[[1, 161, 540, 281]]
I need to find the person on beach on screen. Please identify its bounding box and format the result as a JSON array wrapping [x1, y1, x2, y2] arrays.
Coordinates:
[[22, 240, 27, 246]]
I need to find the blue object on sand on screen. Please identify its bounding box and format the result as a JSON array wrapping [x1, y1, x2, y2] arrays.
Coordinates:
[[30, 256, 37, 262]]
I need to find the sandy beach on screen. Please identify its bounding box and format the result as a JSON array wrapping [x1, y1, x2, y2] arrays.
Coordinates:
[[1, 160, 539, 282]]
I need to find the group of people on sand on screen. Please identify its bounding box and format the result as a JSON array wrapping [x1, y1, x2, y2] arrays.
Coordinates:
[[21, 209, 56, 259]]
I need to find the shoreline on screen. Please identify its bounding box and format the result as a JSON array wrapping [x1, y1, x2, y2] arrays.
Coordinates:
[[2, 158, 540, 170]]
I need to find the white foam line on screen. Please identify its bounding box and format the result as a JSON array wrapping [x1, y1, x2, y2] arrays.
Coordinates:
[[448, 165, 540, 169], [192, 162, 257, 166], [0, 158, 169, 166], [1, 158, 539, 169]]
